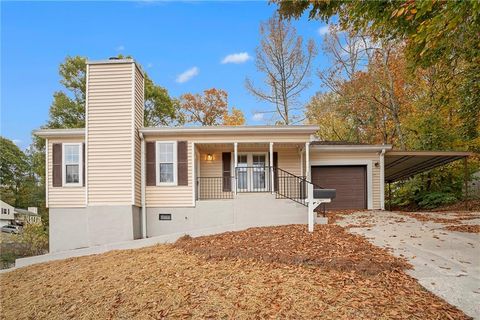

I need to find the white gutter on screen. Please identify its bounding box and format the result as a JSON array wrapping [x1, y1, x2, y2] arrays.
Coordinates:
[[380, 148, 386, 210], [33, 128, 85, 138], [140, 132, 147, 239], [311, 144, 393, 152], [139, 125, 318, 136]]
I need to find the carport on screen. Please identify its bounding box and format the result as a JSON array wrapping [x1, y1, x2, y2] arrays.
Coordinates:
[[385, 151, 472, 209]]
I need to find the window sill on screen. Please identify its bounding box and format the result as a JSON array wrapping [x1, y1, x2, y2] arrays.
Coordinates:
[[60, 184, 83, 188], [156, 183, 178, 187]]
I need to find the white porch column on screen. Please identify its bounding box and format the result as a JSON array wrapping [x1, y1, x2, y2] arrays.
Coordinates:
[[269, 142, 274, 194], [380, 148, 386, 210], [305, 142, 311, 180], [300, 148, 304, 178], [305, 142, 314, 232], [234, 142, 238, 194]]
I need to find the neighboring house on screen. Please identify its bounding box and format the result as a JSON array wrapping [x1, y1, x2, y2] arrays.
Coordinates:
[[14, 207, 42, 225], [34, 58, 470, 253], [0, 201, 15, 227]]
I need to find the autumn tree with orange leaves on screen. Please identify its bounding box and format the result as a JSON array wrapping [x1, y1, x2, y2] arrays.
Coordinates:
[[179, 88, 229, 126], [223, 107, 245, 126]]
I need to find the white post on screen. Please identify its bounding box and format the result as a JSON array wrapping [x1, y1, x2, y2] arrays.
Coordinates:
[[234, 142, 238, 194], [269, 142, 274, 194], [308, 184, 314, 232], [305, 142, 314, 232], [380, 148, 386, 210], [305, 142, 310, 180], [300, 148, 304, 178]]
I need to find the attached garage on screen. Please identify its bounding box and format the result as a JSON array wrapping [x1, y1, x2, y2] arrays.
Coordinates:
[[311, 165, 367, 210]]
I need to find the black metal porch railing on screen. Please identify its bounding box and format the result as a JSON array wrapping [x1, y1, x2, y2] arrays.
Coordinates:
[[197, 167, 326, 206], [275, 167, 308, 206], [235, 166, 273, 193], [196, 177, 234, 200]]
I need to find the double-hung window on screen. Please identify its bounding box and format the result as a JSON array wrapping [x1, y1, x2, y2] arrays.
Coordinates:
[[63, 143, 82, 186], [156, 142, 177, 186]]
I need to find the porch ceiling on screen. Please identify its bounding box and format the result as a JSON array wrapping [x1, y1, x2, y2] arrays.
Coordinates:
[[196, 142, 304, 152], [385, 151, 471, 183]]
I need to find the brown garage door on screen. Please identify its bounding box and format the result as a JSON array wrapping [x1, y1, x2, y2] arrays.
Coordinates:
[[311, 166, 367, 210]]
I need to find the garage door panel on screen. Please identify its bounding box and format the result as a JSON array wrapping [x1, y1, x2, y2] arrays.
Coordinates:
[[311, 166, 367, 210]]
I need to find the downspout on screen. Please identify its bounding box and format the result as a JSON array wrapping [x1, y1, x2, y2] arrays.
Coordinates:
[[140, 132, 147, 238], [380, 148, 386, 210]]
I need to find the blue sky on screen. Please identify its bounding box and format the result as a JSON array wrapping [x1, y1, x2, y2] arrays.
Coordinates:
[[1, 1, 331, 149]]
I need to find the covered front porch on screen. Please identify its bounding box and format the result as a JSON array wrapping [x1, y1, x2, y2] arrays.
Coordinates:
[[194, 142, 311, 204]]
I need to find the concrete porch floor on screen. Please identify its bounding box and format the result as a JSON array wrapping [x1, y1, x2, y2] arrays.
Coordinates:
[[337, 210, 480, 319]]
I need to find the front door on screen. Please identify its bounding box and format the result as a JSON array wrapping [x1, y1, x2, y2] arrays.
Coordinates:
[[236, 154, 248, 191], [252, 154, 267, 191], [236, 153, 268, 192]]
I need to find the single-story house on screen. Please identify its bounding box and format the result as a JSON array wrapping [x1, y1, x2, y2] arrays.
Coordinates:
[[34, 58, 470, 253], [14, 207, 42, 225], [0, 201, 15, 227]]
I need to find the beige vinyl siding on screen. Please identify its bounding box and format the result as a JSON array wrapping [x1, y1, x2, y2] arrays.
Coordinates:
[[277, 148, 302, 176], [48, 138, 85, 208], [146, 142, 193, 207], [133, 65, 144, 206], [309, 152, 382, 209], [145, 134, 310, 207], [198, 147, 302, 177], [87, 63, 134, 205]]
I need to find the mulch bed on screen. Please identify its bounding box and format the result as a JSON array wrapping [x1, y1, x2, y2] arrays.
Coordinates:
[[175, 224, 409, 276], [443, 224, 480, 234], [0, 225, 471, 319]]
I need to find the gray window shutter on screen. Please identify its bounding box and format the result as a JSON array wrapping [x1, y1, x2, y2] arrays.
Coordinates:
[[146, 142, 156, 186], [52, 143, 62, 187], [222, 152, 231, 192], [177, 141, 188, 186]]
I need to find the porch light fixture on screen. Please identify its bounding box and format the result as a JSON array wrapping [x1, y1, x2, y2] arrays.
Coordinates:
[[206, 154, 213, 161]]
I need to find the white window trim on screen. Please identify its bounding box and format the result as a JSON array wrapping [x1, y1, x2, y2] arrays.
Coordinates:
[[156, 141, 178, 186], [62, 142, 83, 187]]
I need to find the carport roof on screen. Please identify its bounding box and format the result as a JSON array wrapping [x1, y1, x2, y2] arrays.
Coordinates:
[[385, 151, 471, 183]]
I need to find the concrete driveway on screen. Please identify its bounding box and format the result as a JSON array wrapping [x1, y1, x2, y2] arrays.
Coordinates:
[[337, 210, 480, 319]]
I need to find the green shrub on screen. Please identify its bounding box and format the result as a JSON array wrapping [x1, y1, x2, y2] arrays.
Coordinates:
[[14, 223, 49, 256], [417, 192, 458, 209]]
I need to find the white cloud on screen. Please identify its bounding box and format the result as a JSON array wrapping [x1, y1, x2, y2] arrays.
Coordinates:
[[221, 52, 251, 64], [12, 139, 22, 146], [116, 45, 125, 51], [318, 25, 329, 36], [252, 113, 264, 121], [176, 67, 199, 83], [147, 63, 153, 68]]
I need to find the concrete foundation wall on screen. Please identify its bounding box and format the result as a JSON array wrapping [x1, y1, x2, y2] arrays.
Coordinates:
[[49, 205, 140, 252], [146, 193, 307, 237]]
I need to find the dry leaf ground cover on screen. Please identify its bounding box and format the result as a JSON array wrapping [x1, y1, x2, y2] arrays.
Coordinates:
[[1, 225, 470, 319]]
